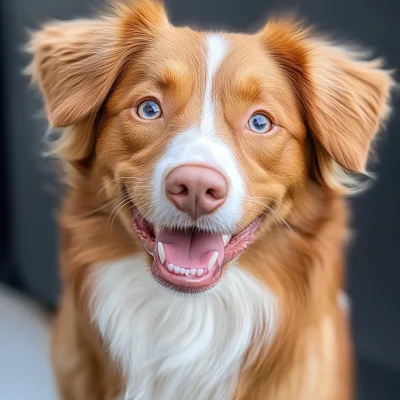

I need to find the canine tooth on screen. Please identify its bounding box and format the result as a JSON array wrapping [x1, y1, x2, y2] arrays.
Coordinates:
[[184, 269, 190, 276], [190, 268, 197, 276], [157, 242, 166, 265], [174, 266, 180, 274], [208, 251, 219, 273], [167, 263, 174, 272], [197, 269, 204, 277], [222, 235, 231, 246], [180, 268, 185, 275]]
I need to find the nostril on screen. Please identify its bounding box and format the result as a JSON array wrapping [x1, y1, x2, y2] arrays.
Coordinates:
[[205, 187, 226, 200], [167, 183, 189, 196], [179, 185, 189, 195]]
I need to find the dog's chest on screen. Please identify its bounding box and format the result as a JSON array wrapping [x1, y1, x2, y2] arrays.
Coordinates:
[[91, 255, 277, 400]]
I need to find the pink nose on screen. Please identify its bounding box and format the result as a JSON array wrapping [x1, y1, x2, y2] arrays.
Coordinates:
[[165, 165, 228, 220]]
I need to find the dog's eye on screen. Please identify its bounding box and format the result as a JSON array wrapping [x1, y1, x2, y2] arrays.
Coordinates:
[[137, 100, 162, 120], [246, 113, 272, 134]]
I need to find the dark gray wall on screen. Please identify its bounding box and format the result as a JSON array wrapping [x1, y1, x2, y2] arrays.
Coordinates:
[[0, 0, 99, 304], [1, 0, 399, 398]]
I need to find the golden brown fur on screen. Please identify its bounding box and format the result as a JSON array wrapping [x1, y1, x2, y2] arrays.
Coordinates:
[[26, 1, 394, 399]]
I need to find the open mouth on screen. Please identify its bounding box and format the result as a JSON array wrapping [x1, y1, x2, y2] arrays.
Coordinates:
[[132, 208, 262, 293]]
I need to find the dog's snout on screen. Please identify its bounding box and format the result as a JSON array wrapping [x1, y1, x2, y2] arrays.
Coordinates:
[[165, 165, 228, 220]]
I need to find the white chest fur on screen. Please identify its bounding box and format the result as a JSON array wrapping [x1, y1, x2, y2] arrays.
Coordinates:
[[91, 255, 278, 400]]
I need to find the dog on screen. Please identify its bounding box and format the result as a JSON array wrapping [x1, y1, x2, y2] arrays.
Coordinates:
[[26, 0, 394, 399]]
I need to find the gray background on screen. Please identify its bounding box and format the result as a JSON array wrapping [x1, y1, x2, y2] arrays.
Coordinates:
[[0, 0, 399, 398]]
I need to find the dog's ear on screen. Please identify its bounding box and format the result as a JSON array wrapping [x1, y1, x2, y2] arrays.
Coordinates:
[[260, 20, 394, 176], [26, 0, 168, 127]]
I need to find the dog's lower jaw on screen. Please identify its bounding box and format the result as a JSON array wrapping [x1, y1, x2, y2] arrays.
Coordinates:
[[91, 254, 278, 400], [132, 209, 263, 293]]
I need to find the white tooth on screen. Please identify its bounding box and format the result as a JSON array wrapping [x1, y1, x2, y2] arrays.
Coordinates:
[[167, 263, 174, 272], [197, 269, 204, 277], [222, 235, 231, 246], [190, 268, 197, 276], [184, 269, 190, 276], [208, 251, 219, 273], [174, 266, 180, 274], [180, 268, 185, 275], [158, 242, 166, 265]]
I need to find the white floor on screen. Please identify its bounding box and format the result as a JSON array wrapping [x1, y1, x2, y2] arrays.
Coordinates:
[[0, 284, 59, 399]]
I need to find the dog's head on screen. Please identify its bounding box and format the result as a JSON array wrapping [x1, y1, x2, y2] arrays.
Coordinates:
[[27, 0, 393, 292]]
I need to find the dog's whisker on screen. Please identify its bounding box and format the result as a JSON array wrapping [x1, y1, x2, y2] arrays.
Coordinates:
[[247, 196, 293, 215], [125, 187, 152, 192], [246, 198, 292, 231], [108, 199, 135, 230], [108, 198, 131, 223], [98, 177, 148, 194], [73, 198, 119, 218], [133, 202, 151, 220], [107, 194, 133, 227]]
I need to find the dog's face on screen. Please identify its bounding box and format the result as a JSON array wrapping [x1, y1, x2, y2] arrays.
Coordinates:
[[97, 26, 308, 291], [28, 1, 392, 292]]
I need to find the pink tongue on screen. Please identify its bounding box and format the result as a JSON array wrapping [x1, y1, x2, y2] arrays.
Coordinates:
[[156, 228, 225, 269]]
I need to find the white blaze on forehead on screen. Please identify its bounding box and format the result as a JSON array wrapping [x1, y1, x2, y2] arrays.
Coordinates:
[[150, 33, 245, 233], [200, 34, 228, 135]]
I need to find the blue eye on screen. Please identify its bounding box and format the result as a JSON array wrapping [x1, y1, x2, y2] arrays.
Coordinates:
[[247, 113, 272, 134], [137, 100, 162, 120]]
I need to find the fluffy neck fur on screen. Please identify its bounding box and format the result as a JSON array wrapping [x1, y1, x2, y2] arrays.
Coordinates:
[[91, 256, 277, 399]]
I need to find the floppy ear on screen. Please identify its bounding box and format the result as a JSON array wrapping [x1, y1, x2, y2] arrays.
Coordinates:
[[26, 0, 168, 127], [260, 20, 394, 175]]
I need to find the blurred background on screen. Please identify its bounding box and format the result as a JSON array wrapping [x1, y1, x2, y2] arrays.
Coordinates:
[[0, 0, 399, 399]]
